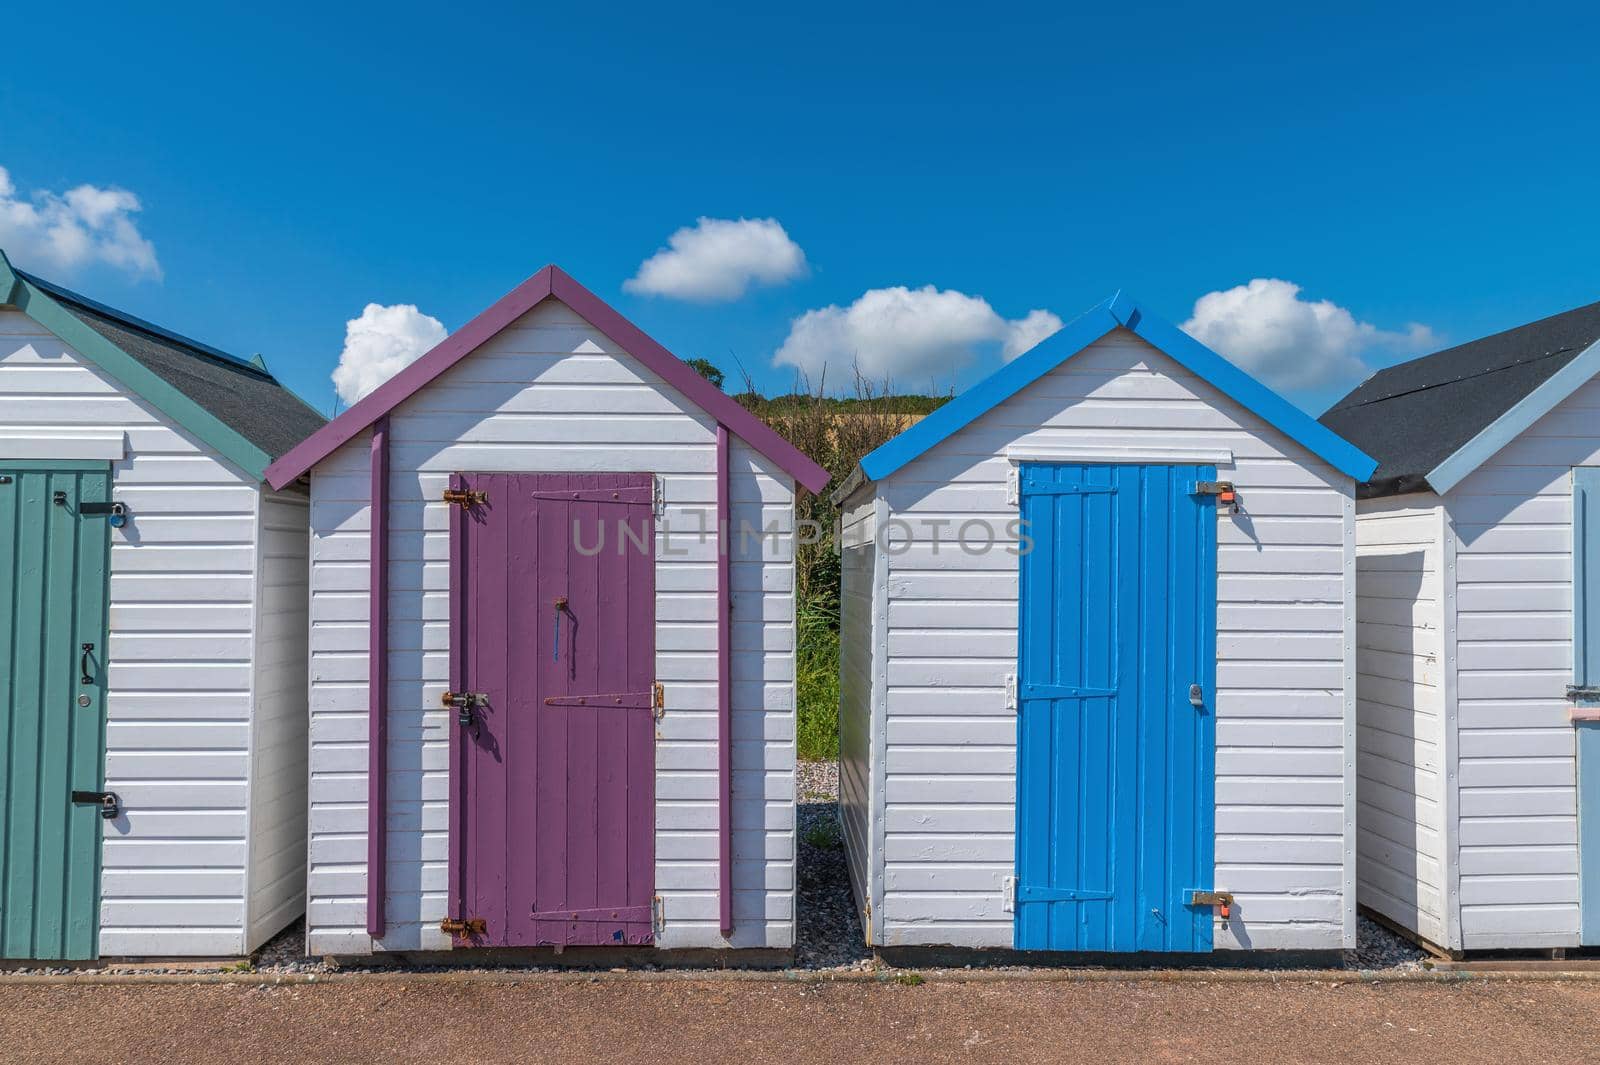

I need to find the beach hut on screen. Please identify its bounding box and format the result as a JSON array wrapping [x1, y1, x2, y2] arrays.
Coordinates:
[[266, 265, 828, 957], [1321, 301, 1600, 955], [833, 294, 1376, 954], [0, 250, 325, 960]]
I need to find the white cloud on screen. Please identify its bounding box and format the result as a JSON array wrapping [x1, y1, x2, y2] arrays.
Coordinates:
[[1181, 278, 1436, 392], [773, 284, 1061, 384], [0, 166, 160, 279], [331, 303, 449, 406], [624, 217, 806, 302]]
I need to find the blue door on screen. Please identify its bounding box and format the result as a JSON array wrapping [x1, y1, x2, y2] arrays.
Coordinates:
[[1015, 463, 1217, 952], [1574, 467, 1600, 946]]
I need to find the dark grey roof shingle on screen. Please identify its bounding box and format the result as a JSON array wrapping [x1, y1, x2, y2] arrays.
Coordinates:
[[20, 272, 326, 467], [1320, 300, 1600, 498]]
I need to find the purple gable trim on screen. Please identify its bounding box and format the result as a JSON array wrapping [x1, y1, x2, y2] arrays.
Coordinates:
[[716, 425, 734, 935], [265, 266, 829, 495], [367, 416, 390, 939]]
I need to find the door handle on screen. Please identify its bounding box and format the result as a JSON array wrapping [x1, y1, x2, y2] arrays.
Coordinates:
[[1188, 683, 1204, 708], [80, 643, 95, 685]]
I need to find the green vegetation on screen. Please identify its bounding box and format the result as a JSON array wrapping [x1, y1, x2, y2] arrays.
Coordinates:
[[737, 380, 942, 761]]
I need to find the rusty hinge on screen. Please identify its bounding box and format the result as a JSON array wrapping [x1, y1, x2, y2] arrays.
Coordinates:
[[442, 488, 487, 509], [440, 916, 486, 937], [652, 681, 665, 721]]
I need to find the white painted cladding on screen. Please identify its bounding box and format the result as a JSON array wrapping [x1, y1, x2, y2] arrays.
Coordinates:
[[1438, 376, 1600, 950], [1352, 494, 1449, 947], [0, 309, 309, 956], [845, 327, 1357, 951], [303, 299, 797, 954], [1349, 375, 1600, 951]]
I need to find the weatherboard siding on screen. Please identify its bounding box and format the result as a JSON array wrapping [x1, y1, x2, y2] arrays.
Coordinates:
[[246, 489, 311, 950], [1439, 375, 1600, 949], [0, 308, 288, 956], [1352, 494, 1449, 948], [874, 328, 1356, 951], [837, 488, 880, 932], [303, 299, 796, 955]]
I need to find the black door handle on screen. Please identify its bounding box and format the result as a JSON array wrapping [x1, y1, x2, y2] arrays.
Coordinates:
[[80, 643, 94, 685]]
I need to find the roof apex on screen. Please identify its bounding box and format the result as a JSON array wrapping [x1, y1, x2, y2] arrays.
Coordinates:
[[857, 292, 1377, 485], [265, 265, 829, 493]]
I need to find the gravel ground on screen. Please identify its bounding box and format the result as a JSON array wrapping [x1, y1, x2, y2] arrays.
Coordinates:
[[5, 978, 1599, 1064], [795, 760, 870, 969], [20, 760, 1425, 977]]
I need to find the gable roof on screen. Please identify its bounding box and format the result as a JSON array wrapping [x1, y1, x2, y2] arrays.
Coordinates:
[[853, 292, 1378, 486], [265, 265, 830, 494], [1320, 299, 1600, 498], [0, 249, 326, 481]]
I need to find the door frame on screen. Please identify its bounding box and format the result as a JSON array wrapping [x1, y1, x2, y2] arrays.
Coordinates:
[[1012, 461, 1218, 953], [0, 457, 112, 960]]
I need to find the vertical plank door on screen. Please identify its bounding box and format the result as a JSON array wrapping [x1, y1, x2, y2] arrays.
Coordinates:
[[448, 472, 656, 947], [1573, 466, 1600, 946], [0, 461, 111, 960], [1014, 463, 1217, 952]]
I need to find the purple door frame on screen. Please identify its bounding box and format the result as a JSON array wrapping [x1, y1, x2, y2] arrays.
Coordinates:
[[446, 472, 656, 947]]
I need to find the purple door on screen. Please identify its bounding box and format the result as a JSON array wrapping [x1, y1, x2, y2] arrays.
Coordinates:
[[447, 472, 656, 947]]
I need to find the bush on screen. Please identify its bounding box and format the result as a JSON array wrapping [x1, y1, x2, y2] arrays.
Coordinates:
[[738, 372, 947, 762]]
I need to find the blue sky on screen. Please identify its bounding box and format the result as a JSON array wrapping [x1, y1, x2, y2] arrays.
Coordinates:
[[3, 1, 1598, 416]]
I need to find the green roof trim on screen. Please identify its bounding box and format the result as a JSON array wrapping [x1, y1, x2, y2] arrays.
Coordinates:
[[0, 249, 275, 481]]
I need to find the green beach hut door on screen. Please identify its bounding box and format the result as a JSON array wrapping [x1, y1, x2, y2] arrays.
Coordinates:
[[0, 461, 112, 960]]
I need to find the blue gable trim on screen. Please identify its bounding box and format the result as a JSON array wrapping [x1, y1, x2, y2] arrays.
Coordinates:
[[858, 293, 1379, 484]]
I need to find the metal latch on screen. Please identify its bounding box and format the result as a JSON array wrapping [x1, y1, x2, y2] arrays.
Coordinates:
[[442, 690, 488, 726], [1189, 683, 1205, 709], [71, 790, 121, 820], [79, 500, 129, 528], [442, 488, 487, 509], [440, 916, 486, 937], [1191, 480, 1239, 513], [1568, 685, 1600, 702], [1187, 889, 1234, 919]]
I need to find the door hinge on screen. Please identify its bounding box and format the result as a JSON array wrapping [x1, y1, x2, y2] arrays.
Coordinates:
[[1002, 875, 1017, 913], [442, 487, 487, 509], [1187, 889, 1234, 919], [1568, 685, 1600, 702], [71, 790, 120, 820], [440, 916, 486, 937], [653, 682, 665, 720], [652, 895, 665, 932], [1004, 673, 1018, 711], [652, 475, 665, 518], [1006, 466, 1020, 506]]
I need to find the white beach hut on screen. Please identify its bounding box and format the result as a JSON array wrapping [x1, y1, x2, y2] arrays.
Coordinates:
[[1323, 300, 1600, 954], [0, 250, 324, 960], [835, 294, 1376, 955]]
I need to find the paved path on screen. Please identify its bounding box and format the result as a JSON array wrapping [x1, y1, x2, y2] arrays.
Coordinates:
[[2, 977, 1598, 1064]]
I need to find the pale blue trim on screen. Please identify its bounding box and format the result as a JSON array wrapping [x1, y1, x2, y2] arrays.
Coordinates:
[[1579, 722, 1600, 945], [1428, 336, 1600, 496], [857, 292, 1379, 484]]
